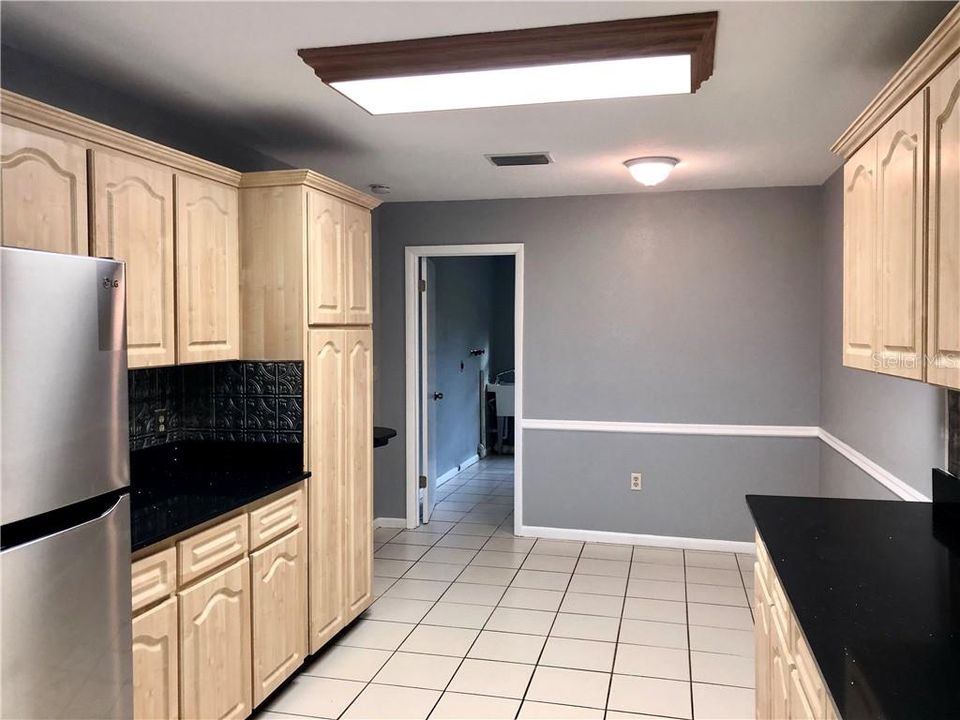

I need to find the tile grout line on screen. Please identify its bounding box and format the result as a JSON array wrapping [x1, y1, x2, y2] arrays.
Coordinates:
[[601, 543, 633, 715], [514, 537, 587, 718], [684, 549, 696, 720], [423, 515, 535, 719]]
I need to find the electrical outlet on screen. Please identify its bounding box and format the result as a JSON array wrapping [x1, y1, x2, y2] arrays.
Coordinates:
[[630, 473, 642, 491]]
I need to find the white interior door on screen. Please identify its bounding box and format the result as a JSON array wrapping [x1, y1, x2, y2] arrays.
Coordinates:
[[419, 257, 440, 523]]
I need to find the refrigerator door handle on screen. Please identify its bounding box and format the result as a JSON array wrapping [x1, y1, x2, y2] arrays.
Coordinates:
[[0, 489, 128, 551]]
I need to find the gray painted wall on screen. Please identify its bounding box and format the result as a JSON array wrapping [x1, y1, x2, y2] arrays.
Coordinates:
[[431, 256, 514, 478], [373, 188, 824, 535], [525, 433, 819, 541], [817, 170, 946, 499], [1, 44, 288, 173]]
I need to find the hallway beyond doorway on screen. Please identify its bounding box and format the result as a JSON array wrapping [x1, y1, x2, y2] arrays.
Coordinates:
[[433, 456, 514, 526]]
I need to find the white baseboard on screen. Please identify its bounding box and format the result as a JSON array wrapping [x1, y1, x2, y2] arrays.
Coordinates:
[[436, 453, 482, 486], [373, 517, 407, 529], [518, 524, 756, 554]]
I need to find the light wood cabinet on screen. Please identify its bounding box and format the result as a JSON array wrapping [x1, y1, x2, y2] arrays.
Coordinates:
[[176, 173, 240, 364], [876, 93, 926, 380], [343, 203, 373, 325], [0, 120, 88, 255], [131, 547, 177, 614], [835, 5, 960, 388], [755, 534, 838, 720], [843, 137, 879, 371], [307, 328, 346, 652], [305, 328, 374, 642], [343, 328, 373, 620], [177, 513, 247, 586], [927, 53, 960, 390], [91, 149, 176, 368], [306, 189, 345, 325], [179, 557, 252, 720], [132, 483, 306, 720], [251, 528, 307, 705], [132, 596, 179, 720]]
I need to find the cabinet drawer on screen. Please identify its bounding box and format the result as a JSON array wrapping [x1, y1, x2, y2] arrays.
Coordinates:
[[178, 514, 248, 585], [249, 485, 304, 550], [132, 547, 177, 613]]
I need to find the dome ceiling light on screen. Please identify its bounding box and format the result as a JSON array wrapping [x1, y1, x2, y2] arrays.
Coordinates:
[[624, 157, 680, 187], [298, 12, 718, 115]]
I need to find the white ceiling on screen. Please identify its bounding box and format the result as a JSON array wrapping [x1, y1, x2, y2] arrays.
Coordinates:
[[0, 1, 953, 202]]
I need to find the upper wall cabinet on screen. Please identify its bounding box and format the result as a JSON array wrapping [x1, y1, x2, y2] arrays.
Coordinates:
[[343, 203, 373, 325], [842, 137, 878, 371], [176, 173, 240, 364], [306, 188, 345, 325], [876, 95, 925, 380], [927, 53, 960, 390], [91, 150, 176, 368], [833, 5, 960, 389], [239, 171, 379, 361], [0, 120, 88, 255]]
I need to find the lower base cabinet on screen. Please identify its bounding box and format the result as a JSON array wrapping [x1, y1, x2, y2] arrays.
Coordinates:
[[132, 597, 179, 720], [251, 528, 307, 706], [755, 533, 839, 720], [179, 557, 253, 720]]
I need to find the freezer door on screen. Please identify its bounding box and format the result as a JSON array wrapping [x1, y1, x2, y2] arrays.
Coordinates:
[[1, 247, 129, 525], [0, 493, 132, 720]]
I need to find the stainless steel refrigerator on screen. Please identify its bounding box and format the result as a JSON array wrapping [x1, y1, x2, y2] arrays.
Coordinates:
[[0, 247, 132, 719]]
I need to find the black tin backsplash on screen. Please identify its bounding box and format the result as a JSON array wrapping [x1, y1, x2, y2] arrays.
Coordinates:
[[129, 361, 303, 451], [949, 390, 959, 478]]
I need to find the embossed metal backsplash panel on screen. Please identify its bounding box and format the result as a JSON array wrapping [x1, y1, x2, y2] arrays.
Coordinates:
[[129, 361, 304, 450], [950, 390, 959, 478]]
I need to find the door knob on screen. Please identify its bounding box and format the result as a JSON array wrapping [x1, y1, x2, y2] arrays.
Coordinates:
[[433, 392, 444, 400]]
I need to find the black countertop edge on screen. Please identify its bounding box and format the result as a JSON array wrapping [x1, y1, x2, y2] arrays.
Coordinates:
[[747, 493, 960, 720], [130, 441, 309, 552], [374, 426, 397, 448]]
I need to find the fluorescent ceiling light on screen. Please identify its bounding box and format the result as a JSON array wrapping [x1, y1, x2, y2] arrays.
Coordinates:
[[331, 55, 692, 115], [624, 157, 679, 186]]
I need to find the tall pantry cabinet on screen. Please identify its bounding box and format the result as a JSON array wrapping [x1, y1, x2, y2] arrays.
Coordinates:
[[239, 170, 378, 654]]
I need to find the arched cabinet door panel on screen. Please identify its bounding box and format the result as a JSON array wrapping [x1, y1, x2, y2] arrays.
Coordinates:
[[928, 54, 960, 390], [91, 150, 175, 368], [307, 329, 346, 652], [343, 203, 373, 325], [1, 121, 88, 255], [132, 597, 178, 720], [843, 136, 880, 371], [306, 189, 345, 325], [178, 558, 252, 720], [251, 528, 307, 705], [176, 173, 240, 363], [876, 92, 926, 380], [343, 328, 373, 621]]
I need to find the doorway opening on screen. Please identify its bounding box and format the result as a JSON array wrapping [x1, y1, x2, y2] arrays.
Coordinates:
[[404, 244, 524, 533]]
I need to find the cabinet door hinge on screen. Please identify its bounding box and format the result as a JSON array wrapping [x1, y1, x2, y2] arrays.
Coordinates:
[[418, 475, 427, 488]]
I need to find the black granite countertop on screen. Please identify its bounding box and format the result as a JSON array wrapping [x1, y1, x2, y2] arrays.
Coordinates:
[[747, 494, 960, 719], [131, 441, 309, 551], [374, 426, 397, 448]]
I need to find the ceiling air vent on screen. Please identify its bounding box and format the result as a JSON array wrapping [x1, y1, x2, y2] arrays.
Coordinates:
[[487, 152, 553, 167]]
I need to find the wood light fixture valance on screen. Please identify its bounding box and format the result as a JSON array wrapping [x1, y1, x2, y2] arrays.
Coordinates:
[[298, 12, 718, 114]]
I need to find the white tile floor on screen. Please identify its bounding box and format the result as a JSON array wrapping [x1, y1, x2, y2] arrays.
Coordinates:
[[262, 457, 757, 720]]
